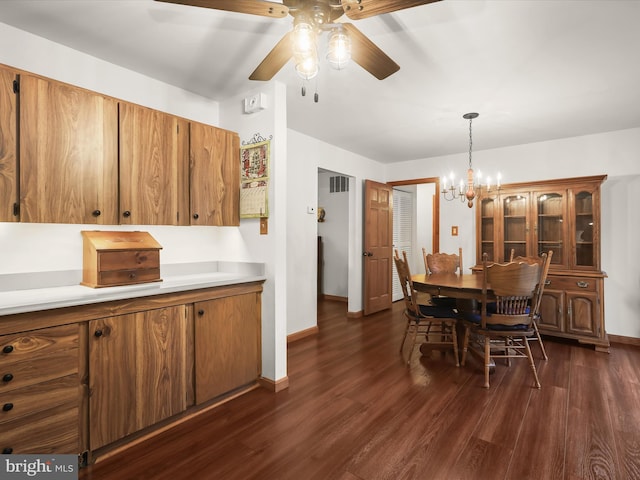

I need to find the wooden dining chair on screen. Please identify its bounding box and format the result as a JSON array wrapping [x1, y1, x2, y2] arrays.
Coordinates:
[[423, 247, 463, 275], [460, 254, 541, 388], [393, 249, 460, 366], [511, 251, 554, 360], [422, 247, 462, 307]]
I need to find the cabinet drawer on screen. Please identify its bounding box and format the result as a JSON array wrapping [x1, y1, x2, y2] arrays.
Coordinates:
[[0, 348, 78, 393], [1, 323, 78, 361], [0, 375, 79, 423], [97, 268, 161, 287], [98, 250, 160, 271], [545, 276, 597, 292], [0, 401, 79, 454]]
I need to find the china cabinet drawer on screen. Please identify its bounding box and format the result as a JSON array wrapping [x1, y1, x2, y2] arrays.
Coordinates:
[[0, 374, 79, 423], [98, 268, 161, 287], [545, 276, 597, 292], [98, 250, 160, 271]]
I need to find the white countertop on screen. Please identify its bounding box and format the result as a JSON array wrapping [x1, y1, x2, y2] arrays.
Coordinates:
[[0, 262, 265, 317]]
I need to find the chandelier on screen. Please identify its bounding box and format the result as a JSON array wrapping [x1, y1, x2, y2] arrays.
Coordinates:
[[442, 112, 501, 208]]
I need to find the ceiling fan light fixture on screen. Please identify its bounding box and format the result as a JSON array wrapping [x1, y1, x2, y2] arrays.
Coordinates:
[[292, 21, 317, 59], [295, 54, 319, 80], [326, 28, 351, 70]]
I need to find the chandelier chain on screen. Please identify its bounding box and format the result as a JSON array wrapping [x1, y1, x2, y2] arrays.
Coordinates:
[[468, 116, 473, 169]]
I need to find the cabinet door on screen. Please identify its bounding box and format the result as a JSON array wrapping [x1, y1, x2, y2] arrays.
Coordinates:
[[134, 306, 192, 430], [571, 186, 600, 270], [534, 190, 569, 268], [190, 122, 240, 226], [19, 75, 118, 224], [119, 103, 189, 225], [476, 195, 500, 263], [194, 293, 261, 404], [89, 314, 137, 450], [502, 193, 530, 260], [566, 290, 600, 338], [89, 305, 191, 450], [0, 67, 17, 222], [538, 289, 565, 333]]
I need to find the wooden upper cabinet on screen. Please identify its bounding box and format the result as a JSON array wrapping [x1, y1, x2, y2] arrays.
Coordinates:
[[475, 176, 605, 271], [189, 121, 239, 226], [0, 66, 18, 222], [119, 103, 189, 226], [19, 75, 118, 224]]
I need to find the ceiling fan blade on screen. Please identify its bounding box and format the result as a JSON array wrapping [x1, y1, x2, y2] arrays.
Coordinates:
[[343, 24, 399, 80], [154, 0, 288, 18], [341, 0, 440, 20], [249, 32, 293, 81]]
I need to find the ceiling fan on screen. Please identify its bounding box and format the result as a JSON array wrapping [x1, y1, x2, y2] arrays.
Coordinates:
[[155, 0, 440, 81]]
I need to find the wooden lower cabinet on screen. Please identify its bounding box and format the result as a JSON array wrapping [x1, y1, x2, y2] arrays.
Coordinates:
[[0, 324, 81, 455], [538, 273, 607, 351], [88, 305, 193, 450], [195, 292, 261, 404], [0, 282, 263, 460]]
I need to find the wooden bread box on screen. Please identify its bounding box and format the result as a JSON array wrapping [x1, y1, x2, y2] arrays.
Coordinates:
[[81, 231, 162, 288]]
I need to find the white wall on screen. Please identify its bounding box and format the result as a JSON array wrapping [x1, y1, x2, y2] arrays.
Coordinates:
[[416, 183, 436, 272], [219, 82, 289, 383], [287, 130, 386, 323], [387, 127, 640, 338], [317, 171, 349, 298]]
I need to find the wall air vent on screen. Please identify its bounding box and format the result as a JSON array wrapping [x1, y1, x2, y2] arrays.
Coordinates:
[[329, 176, 349, 193]]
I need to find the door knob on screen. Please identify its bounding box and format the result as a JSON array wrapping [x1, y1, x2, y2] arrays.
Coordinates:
[[363, 252, 373, 257]]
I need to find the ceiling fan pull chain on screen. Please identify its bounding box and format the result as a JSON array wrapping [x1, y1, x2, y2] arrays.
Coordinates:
[[314, 76, 319, 103]]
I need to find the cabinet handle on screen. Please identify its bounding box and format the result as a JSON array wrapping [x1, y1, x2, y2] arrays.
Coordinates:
[[123, 210, 131, 218], [94, 329, 103, 338], [544, 280, 551, 286], [129, 273, 137, 279], [2, 403, 13, 412], [198, 309, 205, 316], [2, 448, 12, 454], [2, 345, 13, 354], [2, 373, 13, 383], [193, 213, 199, 220], [576, 281, 589, 288], [92, 209, 101, 217]]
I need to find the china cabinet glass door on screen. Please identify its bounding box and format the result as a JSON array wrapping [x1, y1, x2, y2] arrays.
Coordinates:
[[536, 191, 567, 267], [479, 196, 498, 262], [502, 194, 528, 261], [574, 190, 596, 268]]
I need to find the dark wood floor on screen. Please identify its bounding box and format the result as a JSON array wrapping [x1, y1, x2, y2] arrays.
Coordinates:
[[80, 299, 640, 480]]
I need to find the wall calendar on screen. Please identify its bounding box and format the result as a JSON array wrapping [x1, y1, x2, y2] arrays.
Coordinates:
[[240, 135, 270, 218]]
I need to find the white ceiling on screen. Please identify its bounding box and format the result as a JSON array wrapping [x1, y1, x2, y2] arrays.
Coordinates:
[[1, 0, 639, 163]]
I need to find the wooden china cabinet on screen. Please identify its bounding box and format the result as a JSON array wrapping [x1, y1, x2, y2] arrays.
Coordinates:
[[476, 175, 609, 351]]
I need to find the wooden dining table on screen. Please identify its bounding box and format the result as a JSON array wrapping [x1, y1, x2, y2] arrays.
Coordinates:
[[411, 272, 495, 368], [411, 272, 490, 302]]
